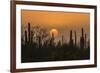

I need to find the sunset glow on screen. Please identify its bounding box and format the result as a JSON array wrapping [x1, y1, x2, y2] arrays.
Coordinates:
[[21, 10, 90, 43], [50, 29, 59, 37], [21, 10, 90, 62]]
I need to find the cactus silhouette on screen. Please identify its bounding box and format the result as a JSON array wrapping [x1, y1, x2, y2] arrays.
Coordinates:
[[28, 23, 31, 43], [21, 23, 90, 63], [80, 28, 85, 49], [74, 31, 77, 47], [69, 30, 73, 48], [25, 30, 28, 44]]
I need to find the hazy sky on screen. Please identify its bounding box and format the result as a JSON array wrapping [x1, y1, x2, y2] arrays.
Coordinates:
[[21, 10, 90, 43]]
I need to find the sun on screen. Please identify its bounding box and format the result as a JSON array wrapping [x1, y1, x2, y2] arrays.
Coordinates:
[[50, 28, 59, 37]]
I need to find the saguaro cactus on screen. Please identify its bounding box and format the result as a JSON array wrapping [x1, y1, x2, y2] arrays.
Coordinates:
[[25, 30, 27, 44], [62, 35, 64, 45], [85, 33, 87, 48], [28, 23, 31, 43], [80, 28, 85, 49], [69, 30, 73, 47], [30, 31, 33, 43], [74, 31, 77, 47]]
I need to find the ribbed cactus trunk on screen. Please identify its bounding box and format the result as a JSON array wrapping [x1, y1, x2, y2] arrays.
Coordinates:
[[80, 28, 85, 49], [25, 30, 27, 44], [85, 33, 86, 48], [51, 32, 54, 46], [82, 28, 84, 38], [69, 30, 73, 47], [70, 30, 72, 41], [74, 31, 77, 47], [62, 35, 64, 45], [28, 23, 31, 43], [30, 31, 33, 43]]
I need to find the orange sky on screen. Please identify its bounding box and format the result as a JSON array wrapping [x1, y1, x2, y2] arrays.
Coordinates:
[[21, 10, 90, 43]]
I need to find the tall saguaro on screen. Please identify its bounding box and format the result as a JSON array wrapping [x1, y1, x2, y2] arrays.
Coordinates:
[[51, 32, 54, 45], [80, 28, 85, 49], [30, 31, 33, 43], [74, 31, 77, 47], [28, 23, 31, 43], [49, 32, 55, 46], [25, 30, 28, 44], [62, 35, 64, 45], [85, 33, 87, 48], [69, 30, 73, 47]]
